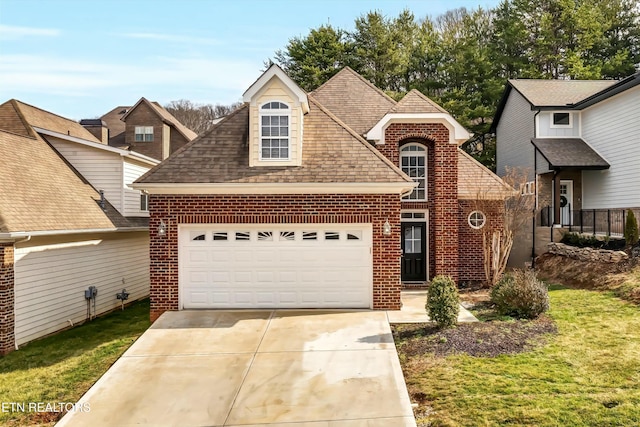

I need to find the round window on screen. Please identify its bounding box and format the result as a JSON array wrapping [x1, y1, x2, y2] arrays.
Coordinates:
[[468, 211, 486, 229]]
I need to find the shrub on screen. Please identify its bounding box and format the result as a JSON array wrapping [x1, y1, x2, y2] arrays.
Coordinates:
[[426, 275, 459, 328], [490, 270, 549, 319], [624, 209, 639, 247]]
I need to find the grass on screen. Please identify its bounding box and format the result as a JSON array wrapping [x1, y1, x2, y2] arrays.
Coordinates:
[[395, 286, 640, 426], [0, 299, 150, 426]]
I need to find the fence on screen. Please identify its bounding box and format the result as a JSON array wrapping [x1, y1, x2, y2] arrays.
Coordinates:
[[539, 205, 631, 237]]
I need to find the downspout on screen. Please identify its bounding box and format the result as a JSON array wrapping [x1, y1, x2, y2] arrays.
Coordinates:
[[12, 235, 31, 350], [531, 110, 540, 269]]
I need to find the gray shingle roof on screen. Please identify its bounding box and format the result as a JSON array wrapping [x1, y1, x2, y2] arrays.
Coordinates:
[[510, 79, 616, 107], [137, 98, 411, 185], [310, 67, 396, 135], [532, 138, 610, 169]]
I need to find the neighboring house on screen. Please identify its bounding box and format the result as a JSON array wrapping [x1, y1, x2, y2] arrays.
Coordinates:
[[133, 65, 511, 321], [492, 71, 640, 266], [0, 99, 159, 354], [83, 97, 197, 161]]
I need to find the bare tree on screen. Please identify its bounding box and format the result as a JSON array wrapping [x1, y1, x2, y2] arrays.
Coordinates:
[[472, 167, 534, 286], [165, 99, 242, 135]]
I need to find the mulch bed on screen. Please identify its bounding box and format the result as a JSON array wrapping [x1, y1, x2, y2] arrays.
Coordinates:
[[393, 314, 557, 358]]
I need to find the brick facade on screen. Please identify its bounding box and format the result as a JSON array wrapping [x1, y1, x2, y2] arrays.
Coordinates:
[[381, 123, 460, 281], [125, 103, 190, 160], [458, 199, 505, 283], [149, 194, 402, 321], [0, 243, 15, 355]]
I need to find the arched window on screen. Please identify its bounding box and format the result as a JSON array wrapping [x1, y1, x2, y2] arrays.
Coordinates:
[[260, 101, 290, 160], [400, 144, 427, 200]]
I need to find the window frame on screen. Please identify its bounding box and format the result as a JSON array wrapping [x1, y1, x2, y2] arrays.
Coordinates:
[[134, 126, 154, 142], [468, 211, 487, 229], [550, 112, 572, 128], [140, 192, 149, 211], [400, 143, 427, 201], [259, 101, 291, 161]]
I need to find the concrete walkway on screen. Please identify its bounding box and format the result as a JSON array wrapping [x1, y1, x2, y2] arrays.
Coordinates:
[[56, 310, 416, 427], [387, 290, 479, 323]]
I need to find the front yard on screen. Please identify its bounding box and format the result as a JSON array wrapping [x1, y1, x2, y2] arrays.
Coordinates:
[[394, 285, 640, 426], [0, 299, 150, 426]]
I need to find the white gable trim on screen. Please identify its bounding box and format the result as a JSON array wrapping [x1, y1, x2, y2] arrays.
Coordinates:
[[243, 65, 309, 113], [366, 113, 471, 146], [34, 127, 159, 166]]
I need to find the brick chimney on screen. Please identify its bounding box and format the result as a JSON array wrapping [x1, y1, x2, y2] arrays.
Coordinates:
[[80, 119, 109, 144]]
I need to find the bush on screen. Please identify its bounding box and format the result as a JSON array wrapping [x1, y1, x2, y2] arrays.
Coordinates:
[[426, 275, 459, 328], [490, 270, 549, 319], [624, 209, 639, 247]]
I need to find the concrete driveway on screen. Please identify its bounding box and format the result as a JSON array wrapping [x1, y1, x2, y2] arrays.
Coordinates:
[[56, 310, 416, 427]]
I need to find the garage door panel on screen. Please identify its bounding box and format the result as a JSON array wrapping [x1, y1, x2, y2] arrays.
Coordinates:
[[180, 225, 372, 309]]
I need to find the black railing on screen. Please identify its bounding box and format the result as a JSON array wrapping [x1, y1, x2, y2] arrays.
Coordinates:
[[539, 205, 628, 236]]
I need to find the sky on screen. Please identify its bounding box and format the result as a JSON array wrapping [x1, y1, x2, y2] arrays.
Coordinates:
[[0, 0, 500, 121]]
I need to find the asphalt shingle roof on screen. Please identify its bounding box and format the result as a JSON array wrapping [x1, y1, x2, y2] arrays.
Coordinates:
[[509, 79, 616, 107], [0, 100, 149, 233], [310, 67, 396, 136], [532, 138, 610, 169], [0, 130, 117, 233], [390, 89, 447, 114], [137, 98, 412, 185]]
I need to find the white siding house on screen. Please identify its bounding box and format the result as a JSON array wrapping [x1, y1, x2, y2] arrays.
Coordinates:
[[14, 232, 149, 345], [0, 99, 160, 354], [581, 85, 640, 209], [492, 73, 640, 267]]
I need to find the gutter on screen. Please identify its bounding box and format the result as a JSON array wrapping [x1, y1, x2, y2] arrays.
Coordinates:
[[0, 227, 148, 242]]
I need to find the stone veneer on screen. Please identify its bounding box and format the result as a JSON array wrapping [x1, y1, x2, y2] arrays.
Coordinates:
[[547, 242, 629, 263]]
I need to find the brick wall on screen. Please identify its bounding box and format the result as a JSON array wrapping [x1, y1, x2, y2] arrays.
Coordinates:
[[149, 194, 402, 321], [125, 103, 192, 161], [458, 199, 505, 282], [382, 123, 459, 281], [125, 103, 164, 160], [169, 128, 191, 156], [0, 243, 15, 355]]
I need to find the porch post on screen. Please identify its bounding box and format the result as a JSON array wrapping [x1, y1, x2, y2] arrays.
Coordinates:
[[553, 172, 561, 226]]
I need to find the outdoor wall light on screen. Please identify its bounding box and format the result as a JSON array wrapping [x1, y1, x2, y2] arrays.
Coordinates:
[[158, 220, 167, 237], [383, 219, 392, 236]]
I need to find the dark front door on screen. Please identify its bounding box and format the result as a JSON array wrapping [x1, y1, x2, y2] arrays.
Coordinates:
[[401, 222, 427, 281]]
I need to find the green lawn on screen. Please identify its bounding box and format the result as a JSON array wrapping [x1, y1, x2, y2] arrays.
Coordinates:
[[396, 286, 640, 427], [0, 299, 150, 426]]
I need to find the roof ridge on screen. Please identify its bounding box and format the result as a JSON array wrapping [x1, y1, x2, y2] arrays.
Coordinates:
[[312, 67, 397, 105], [392, 89, 448, 114], [8, 99, 37, 138], [12, 99, 82, 126], [308, 95, 412, 184]]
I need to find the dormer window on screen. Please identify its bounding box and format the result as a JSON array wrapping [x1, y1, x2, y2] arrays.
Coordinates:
[[260, 101, 290, 160], [135, 126, 154, 142], [551, 112, 571, 127]]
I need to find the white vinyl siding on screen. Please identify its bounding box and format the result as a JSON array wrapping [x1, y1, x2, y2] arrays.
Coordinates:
[[14, 232, 149, 346], [123, 159, 152, 217], [581, 86, 640, 209], [537, 112, 580, 137], [496, 90, 536, 180], [248, 78, 303, 167], [47, 137, 124, 214]]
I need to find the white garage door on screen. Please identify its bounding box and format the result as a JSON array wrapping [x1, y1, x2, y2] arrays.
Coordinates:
[[179, 224, 373, 309]]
